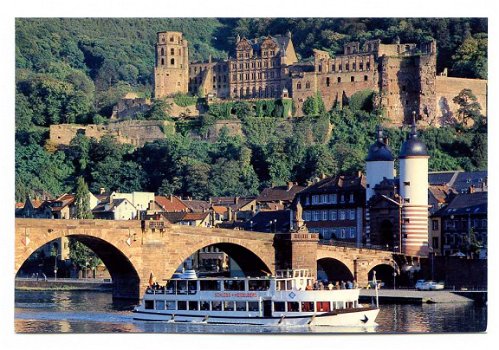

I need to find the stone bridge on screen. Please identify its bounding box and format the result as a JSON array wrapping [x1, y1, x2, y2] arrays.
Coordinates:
[[15, 219, 398, 299]]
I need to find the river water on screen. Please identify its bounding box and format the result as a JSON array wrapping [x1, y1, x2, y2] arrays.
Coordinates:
[[14, 290, 487, 334]]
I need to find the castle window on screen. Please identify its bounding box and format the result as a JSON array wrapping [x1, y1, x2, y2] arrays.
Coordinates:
[[337, 77, 341, 83], [305, 81, 310, 89], [252, 87, 256, 97], [353, 62, 356, 70], [246, 87, 250, 96], [264, 61, 268, 68], [346, 63, 349, 71], [318, 65, 322, 72], [161, 48, 165, 56], [339, 64, 342, 71], [366, 62, 371, 70], [251, 62, 255, 68], [213, 76, 216, 82], [240, 88, 244, 96], [351, 76, 355, 82], [251, 73, 255, 79], [326, 77, 330, 87], [170, 58, 175, 65], [239, 63, 243, 69], [297, 82, 302, 90], [246, 53, 250, 58], [170, 48, 175, 55], [360, 62, 364, 70], [245, 73, 249, 80], [170, 36, 174, 42], [233, 74, 237, 81], [246, 63, 249, 69], [364, 75, 368, 81], [161, 58, 165, 65], [162, 37, 165, 43], [258, 72, 262, 79]]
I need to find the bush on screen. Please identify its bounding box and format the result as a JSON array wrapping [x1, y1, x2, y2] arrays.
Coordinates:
[[173, 93, 199, 107], [349, 89, 375, 112]]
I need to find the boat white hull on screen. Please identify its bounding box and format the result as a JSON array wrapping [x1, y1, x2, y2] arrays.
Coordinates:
[[133, 308, 379, 327]]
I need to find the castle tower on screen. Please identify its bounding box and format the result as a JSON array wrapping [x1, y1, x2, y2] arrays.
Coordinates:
[[365, 126, 395, 202], [154, 31, 189, 98], [399, 114, 430, 256]]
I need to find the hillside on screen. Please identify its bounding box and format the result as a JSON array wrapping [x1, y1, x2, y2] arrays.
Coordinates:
[[15, 18, 487, 202]]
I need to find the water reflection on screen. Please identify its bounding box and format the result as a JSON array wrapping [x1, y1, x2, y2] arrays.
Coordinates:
[[15, 290, 486, 333]]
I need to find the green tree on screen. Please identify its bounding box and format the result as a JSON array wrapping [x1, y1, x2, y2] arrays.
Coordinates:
[[452, 33, 487, 79], [75, 177, 93, 219], [68, 238, 100, 274], [147, 99, 171, 120], [452, 89, 483, 128]]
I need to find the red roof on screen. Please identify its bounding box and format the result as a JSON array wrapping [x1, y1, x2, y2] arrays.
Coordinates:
[[15, 202, 24, 209], [155, 195, 189, 212], [212, 205, 227, 215], [182, 212, 210, 221]]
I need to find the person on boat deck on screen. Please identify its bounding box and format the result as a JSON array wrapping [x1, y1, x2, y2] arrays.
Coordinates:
[[353, 280, 358, 289], [328, 281, 334, 290], [318, 281, 324, 290], [306, 283, 313, 290], [346, 280, 353, 289], [341, 280, 346, 289], [335, 281, 340, 290]]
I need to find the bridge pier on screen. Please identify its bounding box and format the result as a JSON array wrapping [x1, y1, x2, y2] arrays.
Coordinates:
[[275, 231, 320, 279]]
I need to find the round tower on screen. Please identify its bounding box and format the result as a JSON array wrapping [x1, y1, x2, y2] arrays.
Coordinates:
[[365, 126, 395, 202], [399, 115, 429, 256]]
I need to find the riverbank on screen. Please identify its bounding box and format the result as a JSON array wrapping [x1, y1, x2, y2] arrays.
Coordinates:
[[359, 288, 486, 305], [15, 278, 113, 292]]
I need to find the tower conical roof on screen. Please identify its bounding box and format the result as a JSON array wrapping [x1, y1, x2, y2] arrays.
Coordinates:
[[399, 113, 429, 158], [366, 126, 394, 162]]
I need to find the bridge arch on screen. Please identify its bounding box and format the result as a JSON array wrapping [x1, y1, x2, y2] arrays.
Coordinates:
[[16, 233, 141, 299], [168, 238, 274, 280], [368, 262, 400, 288], [317, 257, 354, 283]]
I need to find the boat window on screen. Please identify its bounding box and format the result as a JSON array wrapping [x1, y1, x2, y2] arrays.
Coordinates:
[[189, 301, 199, 310], [248, 280, 270, 291], [165, 301, 176, 310], [274, 302, 285, 312], [165, 281, 175, 294], [317, 301, 330, 312], [177, 280, 188, 294], [145, 300, 154, 310], [200, 280, 221, 291], [346, 301, 354, 309], [277, 280, 286, 291], [337, 301, 344, 309], [287, 302, 299, 312], [200, 301, 210, 311], [223, 301, 235, 311], [301, 302, 315, 312], [286, 280, 292, 290], [188, 281, 197, 294], [155, 300, 165, 310], [248, 301, 259, 312], [211, 301, 222, 311], [177, 301, 187, 310], [235, 301, 246, 311], [224, 280, 245, 291]]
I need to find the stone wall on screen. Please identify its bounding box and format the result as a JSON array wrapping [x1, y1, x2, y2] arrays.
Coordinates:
[[49, 120, 174, 148], [435, 76, 488, 125]]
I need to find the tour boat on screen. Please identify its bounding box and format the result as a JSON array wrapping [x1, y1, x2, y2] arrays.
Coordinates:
[[133, 269, 380, 327]]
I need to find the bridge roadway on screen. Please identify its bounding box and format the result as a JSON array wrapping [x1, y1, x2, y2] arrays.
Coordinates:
[[15, 218, 396, 299]]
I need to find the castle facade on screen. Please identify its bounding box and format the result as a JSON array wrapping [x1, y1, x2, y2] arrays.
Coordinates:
[[154, 31, 486, 125]]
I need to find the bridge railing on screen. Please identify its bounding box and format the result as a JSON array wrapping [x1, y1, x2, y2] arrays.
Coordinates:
[[318, 239, 395, 252]]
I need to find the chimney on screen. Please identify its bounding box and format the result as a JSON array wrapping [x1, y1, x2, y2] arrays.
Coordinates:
[[99, 187, 105, 195], [170, 195, 173, 202]]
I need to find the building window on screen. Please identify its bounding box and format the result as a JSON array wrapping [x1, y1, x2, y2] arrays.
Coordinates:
[[340, 228, 346, 239], [404, 218, 410, 224], [351, 76, 355, 82], [322, 210, 328, 221], [349, 193, 354, 202], [170, 58, 175, 65], [170, 36, 174, 42], [432, 220, 439, 230], [339, 210, 346, 220], [364, 75, 368, 81], [339, 64, 342, 71], [304, 196, 310, 205], [297, 82, 302, 90], [432, 237, 439, 249], [312, 195, 319, 204], [329, 194, 337, 204], [332, 65, 336, 72], [349, 209, 355, 220], [170, 48, 174, 55], [353, 62, 356, 70], [304, 211, 311, 222], [313, 211, 320, 221], [326, 77, 330, 87], [329, 210, 337, 221], [161, 58, 165, 65], [320, 194, 327, 204], [337, 77, 342, 83], [346, 63, 349, 71], [349, 227, 356, 238], [161, 48, 165, 56], [305, 81, 310, 89], [366, 62, 371, 70]]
